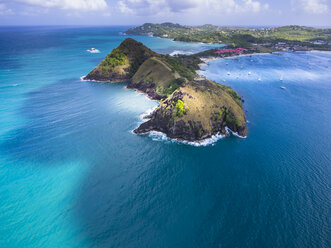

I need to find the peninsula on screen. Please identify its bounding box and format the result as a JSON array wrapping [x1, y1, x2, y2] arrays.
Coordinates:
[[84, 38, 247, 141], [126, 23, 331, 52]]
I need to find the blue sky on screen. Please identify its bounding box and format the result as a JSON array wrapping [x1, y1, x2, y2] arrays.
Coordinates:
[[0, 0, 330, 26]]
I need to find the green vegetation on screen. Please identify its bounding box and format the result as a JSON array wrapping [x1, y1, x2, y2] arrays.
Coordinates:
[[131, 56, 182, 98], [174, 99, 188, 117], [267, 26, 330, 41], [163, 55, 199, 80], [126, 23, 331, 51], [99, 48, 127, 71], [225, 110, 241, 127], [84, 38, 157, 81], [218, 84, 242, 108], [117, 38, 159, 76], [213, 108, 225, 121], [157, 78, 186, 97]]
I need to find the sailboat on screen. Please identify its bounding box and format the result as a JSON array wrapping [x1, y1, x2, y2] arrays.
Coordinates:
[[87, 48, 100, 53]]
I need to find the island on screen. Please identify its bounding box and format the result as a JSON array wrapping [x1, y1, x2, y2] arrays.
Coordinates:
[[83, 38, 247, 141]]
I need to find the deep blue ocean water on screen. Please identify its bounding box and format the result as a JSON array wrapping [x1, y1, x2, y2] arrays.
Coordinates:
[[0, 26, 330, 248]]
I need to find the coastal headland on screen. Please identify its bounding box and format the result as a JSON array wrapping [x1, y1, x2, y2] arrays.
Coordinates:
[[84, 23, 331, 142], [84, 38, 247, 141]]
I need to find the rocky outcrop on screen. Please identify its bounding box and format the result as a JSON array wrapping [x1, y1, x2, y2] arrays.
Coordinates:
[[134, 80, 247, 140]]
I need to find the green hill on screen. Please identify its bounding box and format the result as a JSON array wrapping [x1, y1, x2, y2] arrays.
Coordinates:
[[134, 80, 247, 140], [129, 57, 184, 99], [84, 38, 157, 81]]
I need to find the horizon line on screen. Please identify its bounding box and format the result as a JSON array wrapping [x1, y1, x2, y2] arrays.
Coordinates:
[[0, 24, 330, 29]]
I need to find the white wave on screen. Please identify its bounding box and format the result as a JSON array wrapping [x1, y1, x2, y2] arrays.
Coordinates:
[[139, 106, 157, 120], [148, 131, 170, 142], [80, 75, 103, 82], [225, 127, 247, 139], [147, 130, 227, 146], [183, 133, 227, 146], [169, 50, 193, 56], [129, 129, 231, 146], [133, 115, 247, 146]]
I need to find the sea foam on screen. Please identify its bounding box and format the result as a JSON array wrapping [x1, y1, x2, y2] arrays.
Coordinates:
[[170, 50, 193, 56]]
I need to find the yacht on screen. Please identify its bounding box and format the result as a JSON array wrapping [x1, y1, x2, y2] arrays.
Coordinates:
[[87, 48, 100, 53]]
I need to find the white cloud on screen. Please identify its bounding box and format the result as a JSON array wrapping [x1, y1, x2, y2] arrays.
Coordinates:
[[0, 3, 13, 15], [300, 0, 329, 14], [118, 0, 134, 14], [12, 0, 108, 11], [208, 0, 263, 13], [117, 0, 267, 15], [117, 0, 169, 15], [263, 3, 270, 10]]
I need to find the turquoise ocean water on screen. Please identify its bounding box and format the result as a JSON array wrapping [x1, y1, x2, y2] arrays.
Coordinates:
[[0, 26, 330, 247]]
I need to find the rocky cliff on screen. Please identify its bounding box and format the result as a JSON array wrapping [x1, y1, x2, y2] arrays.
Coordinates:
[[134, 80, 247, 140]]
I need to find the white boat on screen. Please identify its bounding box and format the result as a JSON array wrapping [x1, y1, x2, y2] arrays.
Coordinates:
[[227, 72, 231, 75], [248, 72, 251, 75], [280, 86, 286, 89], [258, 78, 261, 81], [280, 75, 283, 81], [87, 48, 100, 53]]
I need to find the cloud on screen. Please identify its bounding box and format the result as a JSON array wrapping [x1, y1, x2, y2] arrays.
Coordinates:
[[117, 0, 268, 15], [207, 0, 266, 13], [11, 0, 108, 11], [117, 0, 169, 15], [300, 0, 329, 14], [0, 3, 13, 15]]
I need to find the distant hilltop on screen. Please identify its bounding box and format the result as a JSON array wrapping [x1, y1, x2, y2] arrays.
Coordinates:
[[126, 23, 331, 51]]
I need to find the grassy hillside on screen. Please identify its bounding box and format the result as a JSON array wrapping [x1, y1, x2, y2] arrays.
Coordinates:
[[84, 38, 157, 81], [130, 57, 184, 99], [135, 80, 247, 140]]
